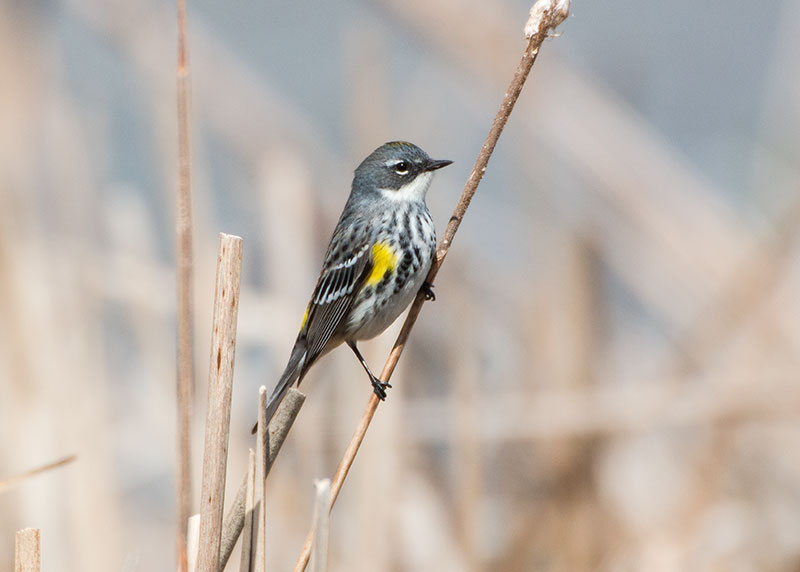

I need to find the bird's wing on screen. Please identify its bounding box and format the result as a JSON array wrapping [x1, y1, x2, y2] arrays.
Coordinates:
[[300, 224, 373, 370]]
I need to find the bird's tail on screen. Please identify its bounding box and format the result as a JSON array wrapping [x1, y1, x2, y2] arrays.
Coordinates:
[[251, 343, 306, 434]]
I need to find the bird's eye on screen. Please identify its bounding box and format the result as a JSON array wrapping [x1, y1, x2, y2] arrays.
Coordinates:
[[393, 161, 409, 175]]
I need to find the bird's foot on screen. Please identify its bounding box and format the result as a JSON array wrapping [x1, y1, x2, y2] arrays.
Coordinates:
[[370, 375, 392, 400], [421, 281, 436, 301]]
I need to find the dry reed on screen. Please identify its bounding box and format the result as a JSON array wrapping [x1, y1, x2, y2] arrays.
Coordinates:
[[14, 529, 40, 572], [175, 0, 195, 570], [196, 234, 242, 572]]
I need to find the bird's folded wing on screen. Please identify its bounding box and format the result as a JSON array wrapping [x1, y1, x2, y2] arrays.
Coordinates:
[[302, 242, 372, 365]]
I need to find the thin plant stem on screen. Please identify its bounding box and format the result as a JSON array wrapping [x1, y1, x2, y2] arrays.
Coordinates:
[[175, 0, 195, 570], [0, 455, 76, 495], [237, 449, 256, 572], [310, 479, 331, 572], [186, 515, 201, 572], [252, 387, 268, 572]]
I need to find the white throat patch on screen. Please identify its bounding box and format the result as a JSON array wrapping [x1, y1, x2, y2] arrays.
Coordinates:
[[379, 171, 434, 202]]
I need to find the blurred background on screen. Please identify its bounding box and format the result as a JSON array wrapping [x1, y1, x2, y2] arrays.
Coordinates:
[[2, 0, 800, 570]]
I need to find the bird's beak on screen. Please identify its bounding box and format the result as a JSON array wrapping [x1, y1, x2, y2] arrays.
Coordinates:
[[425, 158, 453, 171]]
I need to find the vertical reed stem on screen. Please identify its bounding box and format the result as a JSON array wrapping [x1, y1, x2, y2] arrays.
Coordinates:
[[197, 234, 243, 572], [14, 529, 40, 572], [175, 0, 194, 569]]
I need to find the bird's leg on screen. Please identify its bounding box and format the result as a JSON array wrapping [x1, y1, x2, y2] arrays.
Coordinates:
[[420, 281, 436, 301], [347, 341, 392, 400]]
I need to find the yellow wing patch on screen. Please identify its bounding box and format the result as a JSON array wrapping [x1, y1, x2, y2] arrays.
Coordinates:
[[366, 242, 398, 287], [300, 304, 310, 330]]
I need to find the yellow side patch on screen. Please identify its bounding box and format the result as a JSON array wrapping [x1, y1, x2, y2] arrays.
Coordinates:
[[300, 305, 310, 330], [366, 242, 398, 287]]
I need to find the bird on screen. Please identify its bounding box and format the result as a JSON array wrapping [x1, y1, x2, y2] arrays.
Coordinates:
[[253, 141, 451, 433]]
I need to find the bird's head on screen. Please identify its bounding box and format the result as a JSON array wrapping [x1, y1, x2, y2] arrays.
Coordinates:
[[353, 141, 452, 202]]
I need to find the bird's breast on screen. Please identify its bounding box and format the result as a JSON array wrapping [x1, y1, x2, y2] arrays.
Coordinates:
[[343, 203, 436, 340]]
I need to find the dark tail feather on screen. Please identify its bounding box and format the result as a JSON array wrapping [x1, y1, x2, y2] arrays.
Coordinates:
[[251, 343, 306, 434]]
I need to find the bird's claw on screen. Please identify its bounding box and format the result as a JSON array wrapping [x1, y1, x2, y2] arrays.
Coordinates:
[[421, 281, 436, 301], [371, 377, 392, 400]]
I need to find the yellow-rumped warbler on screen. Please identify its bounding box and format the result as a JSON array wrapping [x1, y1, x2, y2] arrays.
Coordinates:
[[255, 142, 451, 431]]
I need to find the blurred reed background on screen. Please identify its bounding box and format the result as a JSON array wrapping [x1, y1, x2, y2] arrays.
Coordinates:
[[3, 0, 800, 570]]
